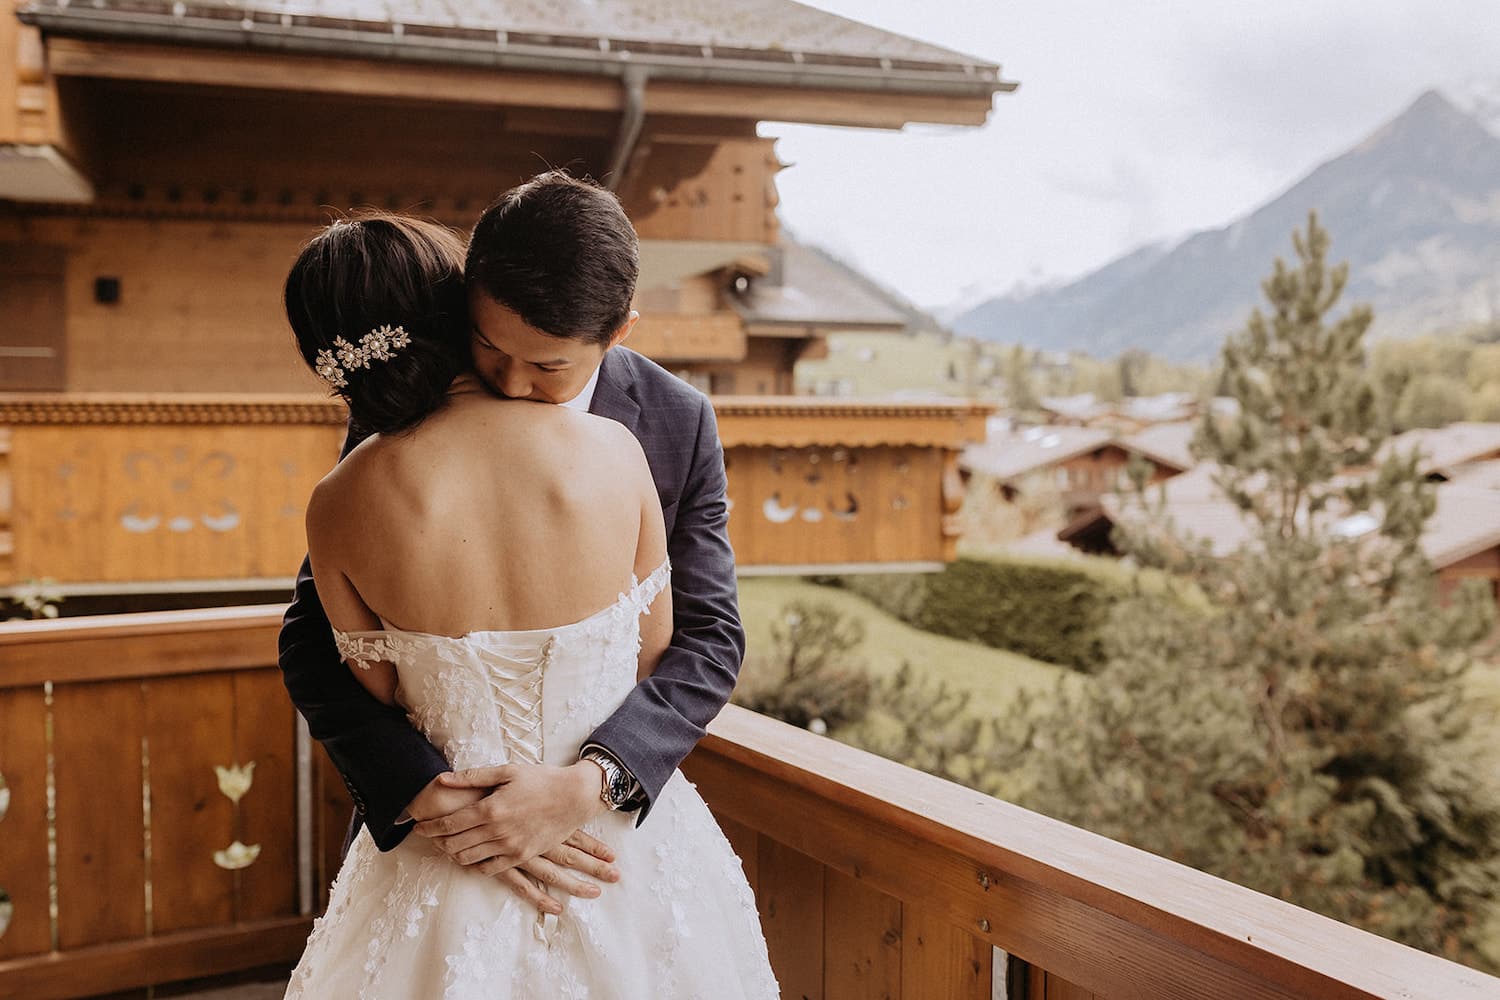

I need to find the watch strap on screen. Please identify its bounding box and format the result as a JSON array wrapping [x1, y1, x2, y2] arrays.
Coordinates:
[[581, 746, 637, 810]]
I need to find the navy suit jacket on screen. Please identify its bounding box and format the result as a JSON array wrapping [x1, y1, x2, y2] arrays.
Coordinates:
[[277, 347, 745, 850]]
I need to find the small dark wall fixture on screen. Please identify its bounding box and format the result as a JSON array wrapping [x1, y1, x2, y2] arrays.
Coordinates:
[[94, 277, 121, 305]]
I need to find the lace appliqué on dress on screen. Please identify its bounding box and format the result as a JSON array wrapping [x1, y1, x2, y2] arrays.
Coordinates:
[[334, 631, 414, 670], [359, 854, 443, 999], [545, 560, 672, 742]]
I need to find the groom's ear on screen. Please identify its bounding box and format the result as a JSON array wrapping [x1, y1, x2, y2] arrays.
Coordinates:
[[606, 311, 639, 351]]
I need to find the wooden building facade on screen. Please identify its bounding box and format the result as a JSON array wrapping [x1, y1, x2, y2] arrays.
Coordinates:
[[0, 0, 1015, 595]]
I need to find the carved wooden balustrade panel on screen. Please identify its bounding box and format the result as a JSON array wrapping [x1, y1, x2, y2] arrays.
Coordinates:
[[0, 394, 993, 586], [0, 609, 322, 999], [716, 398, 990, 571], [725, 444, 948, 567], [0, 396, 346, 588]]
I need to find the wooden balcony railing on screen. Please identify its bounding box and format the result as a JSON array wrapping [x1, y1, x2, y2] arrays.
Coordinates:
[[3, 608, 1496, 999], [0, 393, 991, 592], [713, 397, 990, 572], [0, 607, 320, 1000]]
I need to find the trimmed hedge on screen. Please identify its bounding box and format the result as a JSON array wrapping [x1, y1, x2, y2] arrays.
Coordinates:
[[831, 553, 1136, 674]]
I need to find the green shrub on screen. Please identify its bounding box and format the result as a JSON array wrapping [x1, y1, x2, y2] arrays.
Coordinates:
[[733, 600, 873, 730], [829, 554, 1136, 674]]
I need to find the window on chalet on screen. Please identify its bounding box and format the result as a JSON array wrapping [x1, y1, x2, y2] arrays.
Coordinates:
[[674, 369, 712, 394], [0, 245, 67, 391]]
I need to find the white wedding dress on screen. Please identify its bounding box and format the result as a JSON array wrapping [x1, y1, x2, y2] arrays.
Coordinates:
[[285, 562, 780, 999]]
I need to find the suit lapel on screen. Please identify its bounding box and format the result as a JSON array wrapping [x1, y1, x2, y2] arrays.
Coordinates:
[[588, 348, 642, 432]]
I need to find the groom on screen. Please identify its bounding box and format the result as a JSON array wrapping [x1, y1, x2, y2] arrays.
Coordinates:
[[278, 171, 744, 911]]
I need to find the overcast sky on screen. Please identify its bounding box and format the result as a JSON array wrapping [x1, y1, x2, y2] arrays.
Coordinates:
[[764, 1, 1500, 311]]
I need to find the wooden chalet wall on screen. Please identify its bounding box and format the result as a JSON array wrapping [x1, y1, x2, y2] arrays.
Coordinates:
[[0, 76, 781, 393]]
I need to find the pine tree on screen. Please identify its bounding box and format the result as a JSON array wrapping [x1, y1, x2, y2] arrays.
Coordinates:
[[1009, 214, 1500, 970], [1004, 344, 1040, 412]]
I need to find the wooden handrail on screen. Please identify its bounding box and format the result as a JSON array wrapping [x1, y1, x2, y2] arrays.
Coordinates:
[[0, 605, 284, 686], [691, 705, 1500, 1000], [714, 396, 994, 448]]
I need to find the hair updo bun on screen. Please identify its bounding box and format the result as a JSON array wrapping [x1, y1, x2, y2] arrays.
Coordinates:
[[285, 213, 469, 437]]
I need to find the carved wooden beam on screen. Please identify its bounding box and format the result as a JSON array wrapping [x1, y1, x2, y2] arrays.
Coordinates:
[[0, 394, 347, 426]]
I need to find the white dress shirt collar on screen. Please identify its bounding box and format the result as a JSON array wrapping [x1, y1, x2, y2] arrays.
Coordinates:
[[561, 365, 602, 412]]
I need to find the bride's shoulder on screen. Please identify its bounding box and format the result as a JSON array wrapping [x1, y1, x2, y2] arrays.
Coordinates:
[[306, 432, 399, 518]]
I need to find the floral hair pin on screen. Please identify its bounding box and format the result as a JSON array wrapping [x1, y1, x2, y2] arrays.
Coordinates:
[[315, 324, 413, 389]]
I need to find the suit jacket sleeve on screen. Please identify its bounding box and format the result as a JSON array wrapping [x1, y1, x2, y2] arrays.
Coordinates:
[[585, 394, 745, 824], [277, 428, 450, 852]]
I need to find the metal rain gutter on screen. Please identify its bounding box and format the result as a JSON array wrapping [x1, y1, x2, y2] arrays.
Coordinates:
[[605, 66, 648, 193], [16, 5, 1018, 101]]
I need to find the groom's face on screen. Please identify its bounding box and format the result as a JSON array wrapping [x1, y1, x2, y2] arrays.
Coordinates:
[[468, 290, 611, 405]]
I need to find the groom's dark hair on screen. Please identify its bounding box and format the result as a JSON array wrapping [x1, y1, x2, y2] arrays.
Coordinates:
[[466, 170, 639, 345]]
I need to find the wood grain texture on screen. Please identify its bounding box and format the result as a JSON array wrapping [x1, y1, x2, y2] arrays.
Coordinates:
[[0, 915, 312, 1000], [143, 672, 236, 934], [1043, 972, 1096, 1000], [232, 669, 299, 922], [51, 680, 147, 950], [688, 705, 1500, 1000], [44, 38, 995, 129], [9, 424, 340, 584], [900, 905, 991, 1000], [0, 685, 53, 960], [0, 606, 282, 687], [823, 868, 902, 1000], [758, 836, 825, 1000]]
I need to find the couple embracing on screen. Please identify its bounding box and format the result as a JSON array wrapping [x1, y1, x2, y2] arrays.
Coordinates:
[[276, 171, 778, 997]]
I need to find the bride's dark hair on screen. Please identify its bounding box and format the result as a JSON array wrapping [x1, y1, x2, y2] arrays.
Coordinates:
[[285, 213, 469, 436]]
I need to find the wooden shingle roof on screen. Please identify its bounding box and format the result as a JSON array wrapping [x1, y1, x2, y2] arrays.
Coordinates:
[[20, 0, 1015, 98]]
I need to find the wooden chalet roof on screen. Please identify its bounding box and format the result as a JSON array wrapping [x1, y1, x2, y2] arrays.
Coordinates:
[[20, 0, 1016, 99], [961, 424, 1117, 483], [730, 241, 912, 332], [964, 419, 1202, 486], [1119, 419, 1198, 473], [1379, 422, 1500, 476], [1085, 462, 1500, 570]]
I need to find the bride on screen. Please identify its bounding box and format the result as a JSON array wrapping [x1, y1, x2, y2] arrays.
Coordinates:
[[279, 211, 778, 998]]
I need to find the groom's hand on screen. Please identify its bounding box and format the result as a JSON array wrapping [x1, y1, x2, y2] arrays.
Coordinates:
[[413, 762, 615, 880]]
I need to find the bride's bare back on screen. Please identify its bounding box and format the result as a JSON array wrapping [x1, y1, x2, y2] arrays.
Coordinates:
[[306, 381, 669, 700]]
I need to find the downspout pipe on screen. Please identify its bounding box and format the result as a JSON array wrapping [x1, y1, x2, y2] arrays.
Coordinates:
[[605, 66, 647, 193]]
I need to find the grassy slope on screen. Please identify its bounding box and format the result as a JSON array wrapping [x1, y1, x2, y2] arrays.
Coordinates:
[[736, 576, 1076, 710]]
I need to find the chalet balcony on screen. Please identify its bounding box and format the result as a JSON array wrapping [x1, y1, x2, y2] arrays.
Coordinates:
[[0, 394, 990, 599], [2, 607, 1495, 999]]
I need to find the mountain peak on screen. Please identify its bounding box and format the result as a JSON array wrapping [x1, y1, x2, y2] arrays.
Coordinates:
[[952, 87, 1500, 361]]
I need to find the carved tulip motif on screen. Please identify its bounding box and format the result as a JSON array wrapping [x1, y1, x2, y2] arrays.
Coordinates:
[[215, 762, 256, 803], [213, 841, 262, 871], [212, 760, 260, 871]]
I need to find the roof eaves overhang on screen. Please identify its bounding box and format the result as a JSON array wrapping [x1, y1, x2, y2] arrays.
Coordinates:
[[18, 4, 1018, 106], [740, 318, 909, 337]]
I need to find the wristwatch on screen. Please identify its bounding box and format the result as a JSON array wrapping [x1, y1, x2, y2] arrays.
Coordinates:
[[581, 748, 635, 811]]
